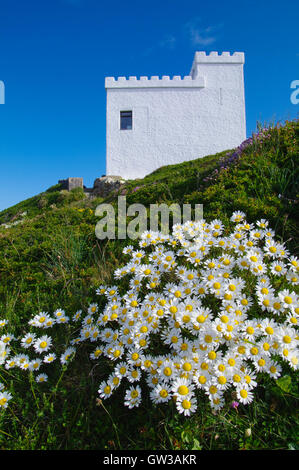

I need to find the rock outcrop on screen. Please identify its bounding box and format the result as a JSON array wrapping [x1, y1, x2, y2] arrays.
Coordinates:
[[92, 175, 125, 197]]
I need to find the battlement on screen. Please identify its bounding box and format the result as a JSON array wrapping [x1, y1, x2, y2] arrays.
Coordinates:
[[106, 52, 244, 89], [192, 51, 245, 64], [190, 51, 245, 80], [105, 74, 205, 89]]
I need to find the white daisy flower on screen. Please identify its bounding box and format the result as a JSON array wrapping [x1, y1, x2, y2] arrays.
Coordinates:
[[98, 380, 114, 399], [34, 335, 52, 354], [150, 384, 172, 404], [43, 353, 57, 364], [29, 358, 42, 371], [176, 395, 197, 416], [0, 391, 13, 408], [60, 347, 76, 365], [236, 386, 254, 405], [36, 373, 48, 383], [124, 385, 142, 408], [21, 333, 37, 349]]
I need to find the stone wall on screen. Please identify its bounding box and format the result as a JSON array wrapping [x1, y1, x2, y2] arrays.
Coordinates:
[[58, 177, 83, 191], [58, 176, 125, 198]]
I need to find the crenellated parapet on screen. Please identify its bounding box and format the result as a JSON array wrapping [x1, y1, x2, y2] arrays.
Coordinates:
[[192, 51, 245, 63], [105, 74, 205, 89], [190, 51, 245, 79]]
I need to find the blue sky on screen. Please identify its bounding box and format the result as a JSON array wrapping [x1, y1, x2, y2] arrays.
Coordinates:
[[0, 0, 298, 211]]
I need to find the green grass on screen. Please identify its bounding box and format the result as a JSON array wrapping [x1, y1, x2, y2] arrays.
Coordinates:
[[0, 119, 298, 450]]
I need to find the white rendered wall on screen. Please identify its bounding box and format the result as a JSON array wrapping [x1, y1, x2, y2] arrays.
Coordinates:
[[106, 52, 246, 180]]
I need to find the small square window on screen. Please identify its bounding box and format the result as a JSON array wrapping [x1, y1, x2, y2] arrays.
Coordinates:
[[120, 110, 132, 130]]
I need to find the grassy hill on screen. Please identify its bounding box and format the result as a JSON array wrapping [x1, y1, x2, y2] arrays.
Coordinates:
[[0, 119, 298, 450]]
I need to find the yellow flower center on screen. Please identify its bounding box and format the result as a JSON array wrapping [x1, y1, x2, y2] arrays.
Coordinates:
[[218, 376, 227, 385], [198, 375, 207, 384], [178, 385, 189, 395], [224, 293, 232, 300], [182, 399, 191, 409], [163, 367, 172, 377], [197, 315, 206, 323], [208, 351, 217, 360]]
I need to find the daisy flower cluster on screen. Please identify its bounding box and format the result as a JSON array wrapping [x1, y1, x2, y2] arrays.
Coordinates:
[[0, 211, 298, 416], [0, 308, 76, 409], [93, 211, 298, 414]]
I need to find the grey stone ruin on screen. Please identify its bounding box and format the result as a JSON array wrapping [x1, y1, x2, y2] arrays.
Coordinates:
[[58, 175, 125, 198], [58, 177, 83, 191]]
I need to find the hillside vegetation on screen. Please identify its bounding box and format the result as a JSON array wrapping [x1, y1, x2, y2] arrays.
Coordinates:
[[0, 119, 298, 450]]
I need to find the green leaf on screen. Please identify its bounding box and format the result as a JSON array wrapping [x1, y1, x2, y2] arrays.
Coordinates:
[[275, 375, 292, 393], [192, 438, 202, 450], [181, 430, 190, 443], [288, 442, 299, 450]]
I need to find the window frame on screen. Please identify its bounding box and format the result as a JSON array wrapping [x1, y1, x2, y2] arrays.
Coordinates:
[[120, 110, 133, 130]]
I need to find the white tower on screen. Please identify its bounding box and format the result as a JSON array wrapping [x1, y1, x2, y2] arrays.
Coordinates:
[[105, 51, 246, 180]]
